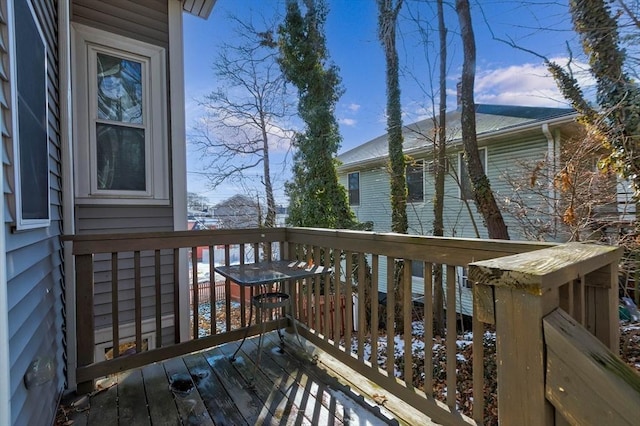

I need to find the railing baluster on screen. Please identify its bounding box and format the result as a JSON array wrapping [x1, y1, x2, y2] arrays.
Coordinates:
[[314, 246, 322, 332], [154, 250, 162, 347], [371, 255, 379, 369], [386, 256, 395, 378], [575, 276, 585, 325], [323, 246, 331, 338], [333, 248, 341, 346], [224, 245, 231, 331], [424, 262, 433, 396], [345, 251, 353, 351], [209, 245, 215, 335], [472, 292, 485, 424], [134, 251, 142, 354], [240, 244, 247, 327], [357, 252, 366, 362], [403, 259, 412, 387], [111, 253, 119, 358], [173, 248, 180, 343], [191, 247, 198, 340], [446, 264, 457, 410]]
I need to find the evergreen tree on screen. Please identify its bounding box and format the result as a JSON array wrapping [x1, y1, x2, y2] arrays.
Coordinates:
[[278, 0, 355, 229]]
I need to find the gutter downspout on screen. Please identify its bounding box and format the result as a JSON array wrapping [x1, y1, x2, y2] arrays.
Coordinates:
[[542, 123, 558, 234]]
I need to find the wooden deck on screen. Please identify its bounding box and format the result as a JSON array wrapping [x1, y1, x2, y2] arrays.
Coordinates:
[[61, 332, 433, 425]]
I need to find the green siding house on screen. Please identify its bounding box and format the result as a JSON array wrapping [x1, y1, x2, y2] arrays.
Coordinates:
[[337, 104, 628, 314]]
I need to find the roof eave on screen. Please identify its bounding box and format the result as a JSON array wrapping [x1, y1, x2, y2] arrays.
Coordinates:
[[182, 0, 217, 19], [337, 112, 579, 173]]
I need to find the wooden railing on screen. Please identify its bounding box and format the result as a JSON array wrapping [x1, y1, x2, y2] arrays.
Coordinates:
[[65, 228, 632, 424], [469, 242, 640, 425]]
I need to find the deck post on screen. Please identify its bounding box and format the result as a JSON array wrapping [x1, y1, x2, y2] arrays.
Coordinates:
[[492, 285, 557, 425], [75, 253, 95, 394], [470, 242, 622, 425]]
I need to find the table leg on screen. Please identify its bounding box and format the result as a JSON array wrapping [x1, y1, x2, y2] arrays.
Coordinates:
[[230, 292, 254, 362]]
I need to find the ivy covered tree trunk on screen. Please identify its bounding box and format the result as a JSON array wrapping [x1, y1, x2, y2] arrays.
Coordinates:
[[455, 0, 510, 240], [279, 0, 375, 330], [432, 0, 447, 336], [378, 0, 406, 335], [278, 0, 356, 230], [549, 0, 640, 197]]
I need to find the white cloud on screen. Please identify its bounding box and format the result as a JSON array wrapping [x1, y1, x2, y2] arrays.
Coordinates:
[[473, 59, 594, 108], [348, 103, 361, 112], [340, 118, 357, 126]]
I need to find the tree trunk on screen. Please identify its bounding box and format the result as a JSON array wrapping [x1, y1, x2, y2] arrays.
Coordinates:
[[260, 113, 276, 228], [432, 0, 447, 336], [456, 0, 510, 240], [378, 0, 406, 335]]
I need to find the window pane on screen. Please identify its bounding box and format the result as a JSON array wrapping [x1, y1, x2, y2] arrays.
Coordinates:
[[15, 0, 48, 221], [407, 161, 424, 202], [97, 53, 143, 124], [97, 123, 145, 190], [348, 172, 360, 205]]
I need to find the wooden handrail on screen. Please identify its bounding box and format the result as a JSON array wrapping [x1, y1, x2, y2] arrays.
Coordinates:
[[544, 309, 640, 426], [469, 242, 623, 425], [65, 229, 624, 425]]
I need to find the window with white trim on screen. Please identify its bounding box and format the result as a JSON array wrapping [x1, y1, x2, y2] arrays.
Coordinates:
[[73, 24, 169, 204], [10, 0, 50, 229], [348, 172, 360, 206], [458, 148, 486, 201], [407, 160, 424, 203]]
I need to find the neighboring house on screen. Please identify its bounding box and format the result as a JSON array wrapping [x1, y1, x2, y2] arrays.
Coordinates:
[[214, 194, 261, 229], [0, 1, 217, 425], [337, 103, 632, 314]]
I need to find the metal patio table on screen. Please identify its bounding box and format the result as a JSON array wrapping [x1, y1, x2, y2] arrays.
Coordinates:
[[214, 260, 331, 385]]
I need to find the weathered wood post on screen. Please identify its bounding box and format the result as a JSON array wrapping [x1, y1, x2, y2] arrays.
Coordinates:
[[469, 242, 622, 425], [75, 253, 95, 394]]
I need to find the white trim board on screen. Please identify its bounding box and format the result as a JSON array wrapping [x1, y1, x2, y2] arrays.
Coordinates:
[[168, 0, 190, 342]]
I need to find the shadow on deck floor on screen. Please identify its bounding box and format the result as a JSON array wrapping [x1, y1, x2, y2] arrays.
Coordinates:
[[58, 332, 408, 425]]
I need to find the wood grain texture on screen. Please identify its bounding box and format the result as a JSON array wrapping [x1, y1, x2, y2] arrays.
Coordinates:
[[544, 309, 640, 426], [468, 242, 622, 294]]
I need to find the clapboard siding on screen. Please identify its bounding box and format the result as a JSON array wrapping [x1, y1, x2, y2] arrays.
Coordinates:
[[72, 0, 169, 48], [338, 130, 563, 308], [70, 1, 178, 354], [76, 206, 174, 233], [3, 0, 65, 424], [91, 251, 174, 331]]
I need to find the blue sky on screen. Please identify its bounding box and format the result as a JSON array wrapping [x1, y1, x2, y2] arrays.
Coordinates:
[[184, 0, 581, 205]]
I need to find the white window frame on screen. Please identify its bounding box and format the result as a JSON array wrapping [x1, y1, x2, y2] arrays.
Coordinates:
[[9, 0, 51, 230], [407, 160, 425, 203], [458, 148, 487, 201], [72, 23, 169, 205]]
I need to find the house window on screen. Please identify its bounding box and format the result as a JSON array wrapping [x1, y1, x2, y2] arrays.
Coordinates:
[[407, 160, 424, 202], [73, 24, 169, 204], [348, 172, 360, 206], [11, 0, 50, 229], [459, 148, 486, 201], [411, 260, 424, 278]]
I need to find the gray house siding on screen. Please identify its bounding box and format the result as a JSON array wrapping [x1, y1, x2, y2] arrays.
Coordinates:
[[72, 0, 169, 48], [70, 1, 178, 352], [3, 0, 65, 424]]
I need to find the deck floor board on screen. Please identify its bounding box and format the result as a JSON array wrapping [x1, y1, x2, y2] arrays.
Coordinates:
[[64, 333, 412, 425]]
